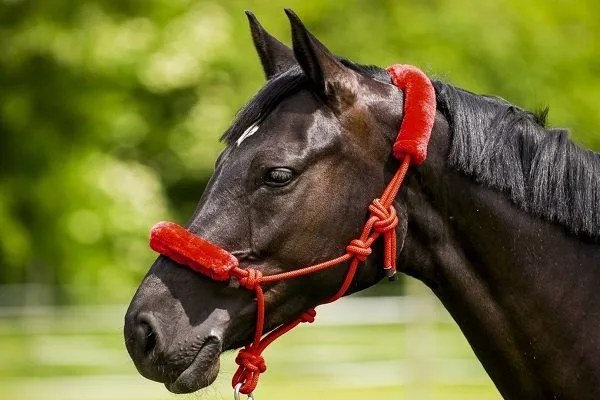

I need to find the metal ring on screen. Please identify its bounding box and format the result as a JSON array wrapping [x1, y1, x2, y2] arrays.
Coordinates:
[[234, 383, 254, 400]]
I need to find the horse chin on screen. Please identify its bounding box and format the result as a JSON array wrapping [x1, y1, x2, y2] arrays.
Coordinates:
[[165, 337, 222, 394]]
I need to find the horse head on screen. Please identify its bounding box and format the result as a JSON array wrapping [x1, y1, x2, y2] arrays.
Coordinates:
[[124, 10, 414, 394]]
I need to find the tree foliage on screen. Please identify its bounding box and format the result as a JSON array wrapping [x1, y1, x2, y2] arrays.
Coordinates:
[[1, 0, 598, 303]]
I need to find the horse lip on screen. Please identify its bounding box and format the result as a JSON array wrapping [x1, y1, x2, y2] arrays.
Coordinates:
[[165, 336, 222, 394]]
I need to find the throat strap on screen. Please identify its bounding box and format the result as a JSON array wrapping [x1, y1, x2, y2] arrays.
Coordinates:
[[148, 64, 436, 396]]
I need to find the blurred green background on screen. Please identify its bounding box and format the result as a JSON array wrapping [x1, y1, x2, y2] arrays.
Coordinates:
[[0, 0, 598, 399]]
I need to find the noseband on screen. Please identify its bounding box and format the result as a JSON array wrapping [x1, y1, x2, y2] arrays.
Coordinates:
[[149, 64, 436, 398]]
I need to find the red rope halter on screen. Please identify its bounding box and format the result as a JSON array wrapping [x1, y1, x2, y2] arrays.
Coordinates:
[[148, 64, 436, 396]]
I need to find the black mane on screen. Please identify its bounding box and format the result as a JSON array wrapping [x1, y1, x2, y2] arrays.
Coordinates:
[[434, 81, 600, 239], [222, 62, 600, 239]]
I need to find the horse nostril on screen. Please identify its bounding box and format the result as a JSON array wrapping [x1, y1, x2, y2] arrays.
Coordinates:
[[136, 313, 162, 356], [124, 310, 175, 382], [139, 321, 156, 354]]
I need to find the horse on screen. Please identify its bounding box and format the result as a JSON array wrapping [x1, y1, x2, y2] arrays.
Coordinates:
[[124, 9, 600, 400]]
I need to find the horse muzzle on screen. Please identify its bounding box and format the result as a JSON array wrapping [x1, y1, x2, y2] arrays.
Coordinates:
[[123, 254, 239, 393]]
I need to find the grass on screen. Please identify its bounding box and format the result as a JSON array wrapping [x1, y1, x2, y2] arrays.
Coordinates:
[[0, 300, 501, 400]]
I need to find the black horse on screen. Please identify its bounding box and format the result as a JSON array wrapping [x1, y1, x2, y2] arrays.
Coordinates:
[[124, 10, 600, 399]]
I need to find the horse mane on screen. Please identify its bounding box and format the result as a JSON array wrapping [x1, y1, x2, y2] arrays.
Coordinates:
[[434, 81, 600, 239], [221, 60, 600, 239]]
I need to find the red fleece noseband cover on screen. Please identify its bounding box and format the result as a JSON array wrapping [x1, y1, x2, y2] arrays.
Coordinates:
[[149, 221, 238, 281], [387, 64, 436, 165]]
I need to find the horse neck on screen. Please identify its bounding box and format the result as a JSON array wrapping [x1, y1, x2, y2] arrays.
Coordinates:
[[395, 112, 600, 399]]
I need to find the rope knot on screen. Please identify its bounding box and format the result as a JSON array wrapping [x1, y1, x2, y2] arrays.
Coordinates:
[[345, 239, 372, 261], [369, 199, 398, 233], [238, 268, 263, 290], [235, 349, 267, 373], [300, 308, 317, 323]]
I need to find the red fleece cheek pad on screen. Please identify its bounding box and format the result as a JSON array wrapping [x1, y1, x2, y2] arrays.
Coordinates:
[[387, 64, 436, 165], [149, 221, 238, 281]]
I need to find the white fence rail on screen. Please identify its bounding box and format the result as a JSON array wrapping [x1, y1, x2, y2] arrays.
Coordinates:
[[0, 293, 499, 400]]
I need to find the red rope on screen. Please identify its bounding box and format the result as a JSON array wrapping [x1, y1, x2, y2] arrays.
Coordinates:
[[229, 156, 411, 394]]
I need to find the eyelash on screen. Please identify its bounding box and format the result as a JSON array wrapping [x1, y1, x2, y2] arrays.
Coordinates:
[[263, 168, 294, 187]]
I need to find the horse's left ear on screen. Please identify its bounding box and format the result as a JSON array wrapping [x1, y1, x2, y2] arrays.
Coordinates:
[[285, 9, 359, 109], [246, 11, 296, 80]]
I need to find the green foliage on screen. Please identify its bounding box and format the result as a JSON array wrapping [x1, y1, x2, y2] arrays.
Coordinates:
[[1, 0, 599, 303]]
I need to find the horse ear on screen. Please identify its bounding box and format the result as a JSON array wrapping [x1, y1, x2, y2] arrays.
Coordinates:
[[285, 9, 359, 108], [246, 11, 296, 79]]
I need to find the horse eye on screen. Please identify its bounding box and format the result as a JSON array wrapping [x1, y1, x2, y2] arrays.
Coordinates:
[[263, 168, 294, 187]]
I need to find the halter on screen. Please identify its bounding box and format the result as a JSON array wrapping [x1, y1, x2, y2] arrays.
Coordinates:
[[149, 64, 436, 398]]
